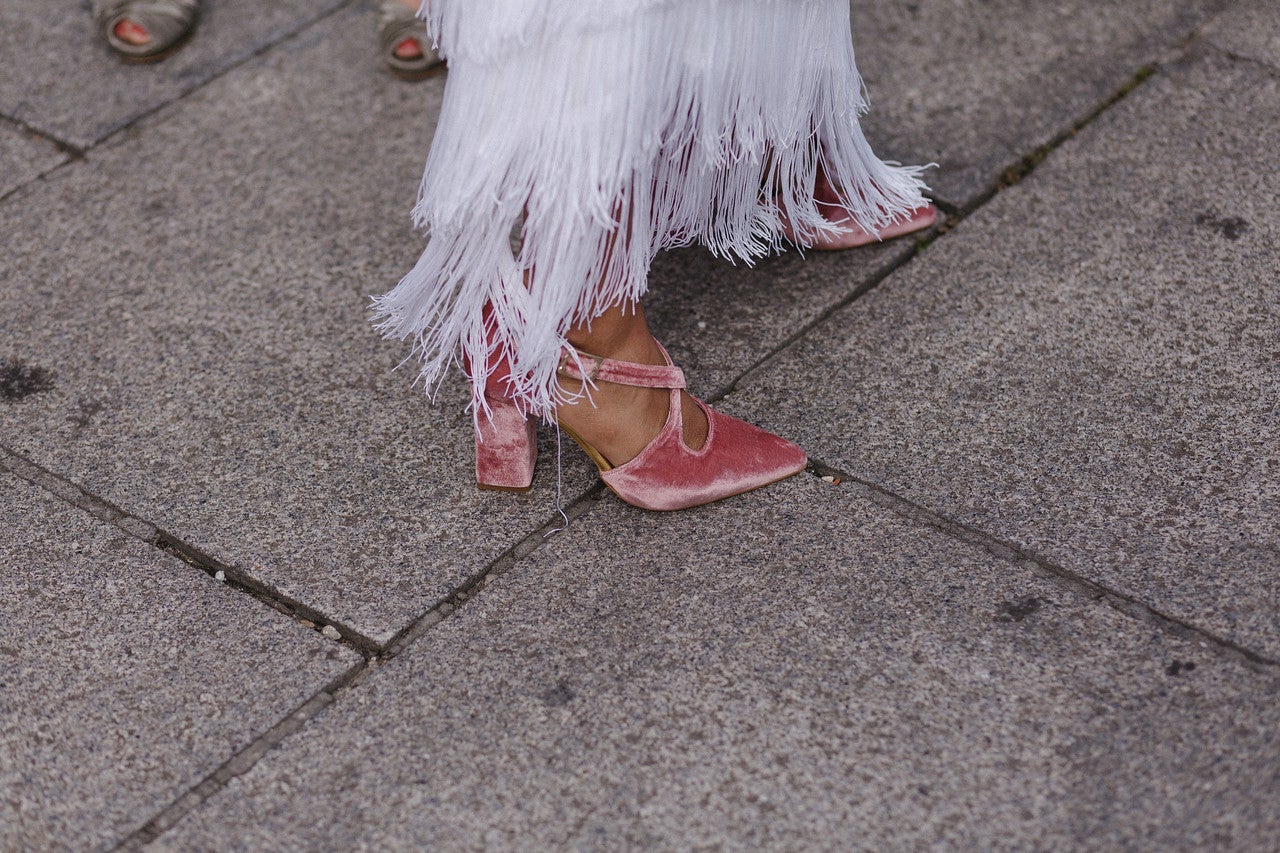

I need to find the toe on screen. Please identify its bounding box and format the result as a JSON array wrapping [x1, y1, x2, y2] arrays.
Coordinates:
[[393, 36, 424, 60], [113, 19, 152, 47]]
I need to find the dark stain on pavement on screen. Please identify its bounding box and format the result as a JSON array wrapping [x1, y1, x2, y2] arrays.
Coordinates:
[[0, 358, 54, 401], [1166, 660, 1197, 676], [541, 679, 576, 706], [995, 596, 1044, 623], [1195, 212, 1250, 241], [68, 397, 105, 432]]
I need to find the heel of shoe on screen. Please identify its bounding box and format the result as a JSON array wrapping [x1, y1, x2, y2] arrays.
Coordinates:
[[475, 396, 537, 492]]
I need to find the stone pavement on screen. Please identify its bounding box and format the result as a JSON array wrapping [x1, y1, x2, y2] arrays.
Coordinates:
[[1, 1, 1276, 849]]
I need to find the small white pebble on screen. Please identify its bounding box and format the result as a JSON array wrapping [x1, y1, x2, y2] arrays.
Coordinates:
[[696, 320, 707, 330], [214, 570, 225, 582], [321, 625, 341, 640], [821, 475, 835, 483]]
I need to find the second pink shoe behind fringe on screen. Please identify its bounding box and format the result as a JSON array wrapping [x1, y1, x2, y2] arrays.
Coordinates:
[[781, 168, 938, 250]]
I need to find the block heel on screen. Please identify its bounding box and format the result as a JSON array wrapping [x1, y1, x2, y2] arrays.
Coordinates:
[[475, 395, 537, 492]]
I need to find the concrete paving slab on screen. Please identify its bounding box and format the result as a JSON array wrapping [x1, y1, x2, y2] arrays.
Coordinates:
[[850, 0, 1225, 208], [155, 475, 1279, 850], [0, 468, 361, 852], [0, 4, 606, 647], [0, 0, 345, 149], [1201, 0, 1280, 68], [0, 118, 66, 198], [728, 52, 1280, 658], [0, 4, 937, 646]]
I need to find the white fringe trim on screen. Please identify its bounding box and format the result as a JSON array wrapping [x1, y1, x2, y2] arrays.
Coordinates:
[[374, 0, 931, 425]]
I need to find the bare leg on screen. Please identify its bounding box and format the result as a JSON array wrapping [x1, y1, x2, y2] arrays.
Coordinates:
[[557, 301, 709, 467]]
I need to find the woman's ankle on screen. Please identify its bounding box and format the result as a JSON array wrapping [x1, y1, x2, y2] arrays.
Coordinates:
[[558, 305, 708, 463], [565, 308, 664, 366]]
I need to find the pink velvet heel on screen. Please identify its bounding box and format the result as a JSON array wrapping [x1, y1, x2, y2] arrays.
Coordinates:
[[468, 310, 537, 492], [556, 343, 808, 511], [475, 392, 537, 492]]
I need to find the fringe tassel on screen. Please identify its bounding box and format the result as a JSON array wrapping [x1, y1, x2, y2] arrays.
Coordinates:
[[372, 0, 931, 426]]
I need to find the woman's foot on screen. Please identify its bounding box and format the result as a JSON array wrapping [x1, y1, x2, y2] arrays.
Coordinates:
[[473, 299, 806, 509], [549, 305, 806, 511], [556, 303, 708, 468], [391, 0, 424, 60], [92, 0, 199, 63]]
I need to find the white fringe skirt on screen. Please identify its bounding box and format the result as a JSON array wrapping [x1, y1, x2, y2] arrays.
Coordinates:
[[371, 0, 931, 422]]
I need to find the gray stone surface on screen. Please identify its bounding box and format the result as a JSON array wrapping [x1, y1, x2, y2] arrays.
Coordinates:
[[849, 0, 1225, 208], [1202, 0, 1280, 68], [0, 4, 611, 648], [155, 476, 1280, 850], [728, 52, 1280, 658], [0, 468, 361, 852], [1, 1, 1275, 848], [0, 0, 345, 149], [0, 118, 66, 198]]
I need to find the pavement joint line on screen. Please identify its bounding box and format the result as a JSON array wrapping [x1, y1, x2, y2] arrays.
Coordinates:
[[802, 461, 1280, 673], [946, 1, 1239, 217], [0, 116, 86, 206], [34, 0, 361, 158], [112, 660, 368, 851], [0, 441, 378, 656], [0, 167, 70, 208], [715, 60, 1162, 404], [113, 485, 607, 850], [713, 30, 1242, 407], [0, 112, 87, 160], [955, 59, 1161, 218], [151, 531, 381, 655], [0, 2, 360, 206], [378, 482, 608, 660], [1196, 37, 1280, 78], [711, 238, 925, 404]]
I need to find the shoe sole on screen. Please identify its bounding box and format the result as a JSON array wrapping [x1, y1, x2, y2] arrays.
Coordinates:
[[476, 482, 534, 494]]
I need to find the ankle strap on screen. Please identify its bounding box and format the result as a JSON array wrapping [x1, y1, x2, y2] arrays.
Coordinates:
[[557, 344, 686, 389]]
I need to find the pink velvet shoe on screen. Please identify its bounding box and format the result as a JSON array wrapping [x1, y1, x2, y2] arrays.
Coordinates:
[[780, 169, 938, 250], [555, 343, 808, 511]]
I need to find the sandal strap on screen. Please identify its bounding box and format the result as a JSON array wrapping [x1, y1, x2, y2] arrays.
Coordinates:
[[557, 344, 686, 390]]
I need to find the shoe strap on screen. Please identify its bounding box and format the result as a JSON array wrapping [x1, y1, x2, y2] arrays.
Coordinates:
[[557, 343, 686, 390]]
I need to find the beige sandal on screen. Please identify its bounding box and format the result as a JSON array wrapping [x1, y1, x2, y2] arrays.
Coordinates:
[[379, 0, 444, 80], [92, 0, 199, 63]]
